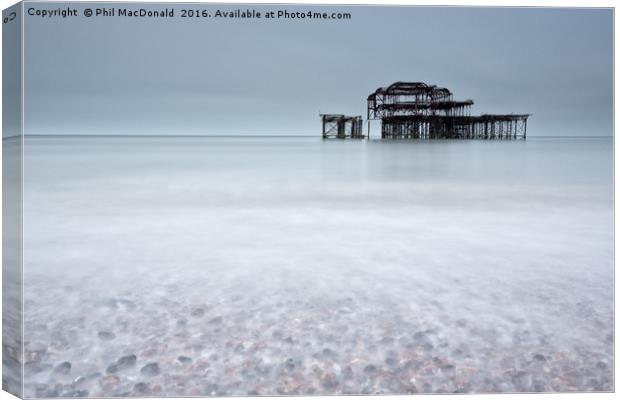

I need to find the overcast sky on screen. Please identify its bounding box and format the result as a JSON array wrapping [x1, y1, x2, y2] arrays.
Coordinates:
[[23, 4, 612, 136]]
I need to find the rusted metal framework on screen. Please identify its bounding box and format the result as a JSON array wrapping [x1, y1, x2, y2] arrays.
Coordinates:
[[321, 114, 364, 139], [367, 82, 529, 139]]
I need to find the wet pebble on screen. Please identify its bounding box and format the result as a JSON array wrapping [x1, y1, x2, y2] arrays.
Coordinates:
[[140, 362, 160, 377], [107, 354, 137, 373], [440, 364, 455, 374], [98, 331, 116, 340], [52, 361, 71, 375], [512, 370, 532, 391], [99, 374, 121, 392], [283, 358, 296, 372], [364, 364, 378, 374], [322, 348, 338, 359], [178, 356, 192, 364], [133, 382, 151, 395], [532, 379, 547, 392], [190, 308, 205, 317], [319, 371, 339, 390]]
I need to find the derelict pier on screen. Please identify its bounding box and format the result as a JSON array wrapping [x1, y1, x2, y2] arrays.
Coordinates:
[[321, 82, 530, 140]]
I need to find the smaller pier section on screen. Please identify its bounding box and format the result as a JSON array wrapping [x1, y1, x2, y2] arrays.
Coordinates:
[[321, 114, 364, 139]]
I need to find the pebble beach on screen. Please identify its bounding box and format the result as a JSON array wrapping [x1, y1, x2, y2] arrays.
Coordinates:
[[17, 137, 613, 397]]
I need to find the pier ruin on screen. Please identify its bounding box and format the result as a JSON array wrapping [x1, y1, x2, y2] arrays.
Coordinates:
[[322, 82, 530, 139], [321, 114, 364, 139]]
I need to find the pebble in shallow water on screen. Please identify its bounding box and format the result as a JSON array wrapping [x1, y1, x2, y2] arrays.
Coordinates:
[[98, 375, 121, 392], [533, 353, 547, 362], [52, 361, 71, 375], [190, 308, 205, 317], [98, 331, 115, 340], [21, 279, 613, 397], [133, 382, 151, 395], [141, 362, 161, 377], [106, 354, 137, 374]]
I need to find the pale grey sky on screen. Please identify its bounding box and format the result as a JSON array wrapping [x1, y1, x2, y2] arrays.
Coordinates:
[[22, 3, 613, 136]]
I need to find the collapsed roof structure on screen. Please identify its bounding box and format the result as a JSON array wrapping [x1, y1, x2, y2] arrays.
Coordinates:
[[366, 82, 529, 139]]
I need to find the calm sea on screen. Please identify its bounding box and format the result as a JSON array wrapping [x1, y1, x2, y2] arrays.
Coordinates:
[[16, 136, 614, 395]]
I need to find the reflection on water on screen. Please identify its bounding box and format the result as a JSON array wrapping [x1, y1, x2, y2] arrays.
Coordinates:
[[22, 136, 613, 396]]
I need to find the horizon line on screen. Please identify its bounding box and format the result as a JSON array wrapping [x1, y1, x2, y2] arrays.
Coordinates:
[[3, 134, 614, 139]]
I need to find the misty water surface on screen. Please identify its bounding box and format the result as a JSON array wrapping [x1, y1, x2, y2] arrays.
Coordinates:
[[20, 136, 613, 396]]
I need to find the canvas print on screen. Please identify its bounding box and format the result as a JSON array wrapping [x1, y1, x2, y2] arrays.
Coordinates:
[[2, 2, 614, 398]]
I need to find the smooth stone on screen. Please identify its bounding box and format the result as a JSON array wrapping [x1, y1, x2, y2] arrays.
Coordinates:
[[385, 357, 398, 366], [99, 375, 121, 392], [512, 370, 532, 391], [118, 354, 137, 368], [587, 378, 602, 390], [140, 362, 160, 377], [190, 308, 205, 317], [320, 371, 339, 389], [440, 364, 455, 373], [379, 336, 394, 345], [209, 316, 223, 325], [532, 379, 547, 392], [341, 365, 354, 379], [98, 331, 116, 340], [178, 356, 193, 364], [133, 382, 151, 395], [107, 354, 137, 373], [364, 364, 378, 374], [52, 361, 71, 375], [284, 358, 295, 372], [533, 354, 547, 362], [322, 348, 337, 359]]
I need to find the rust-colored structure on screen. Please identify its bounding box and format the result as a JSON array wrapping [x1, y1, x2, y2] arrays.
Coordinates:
[[367, 82, 530, 139], [321, 114, 364, 139]]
